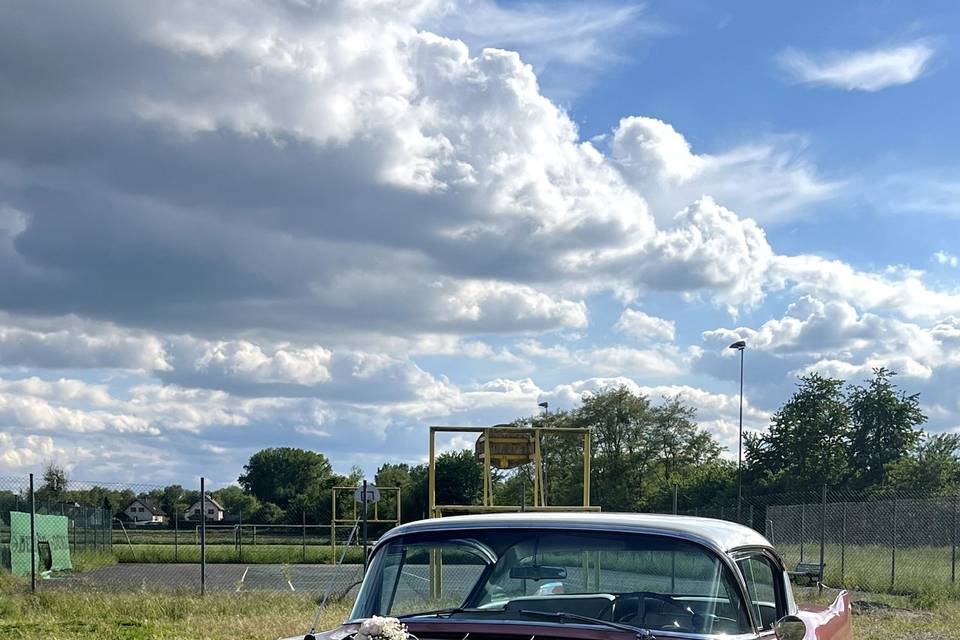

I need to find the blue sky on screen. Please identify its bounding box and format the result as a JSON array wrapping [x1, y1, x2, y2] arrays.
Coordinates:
[[1, 0, 959, 488]]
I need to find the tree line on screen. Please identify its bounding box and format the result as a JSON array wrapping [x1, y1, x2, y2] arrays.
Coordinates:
[[12, 367, 959, 525]]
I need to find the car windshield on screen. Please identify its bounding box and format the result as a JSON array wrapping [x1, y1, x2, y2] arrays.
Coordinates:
[[351, 528, 752, 635]]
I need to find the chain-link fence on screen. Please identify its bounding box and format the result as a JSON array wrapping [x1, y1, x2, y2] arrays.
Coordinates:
[[670, 487, 960, 595], [0, 474, 369, 596], [5, 471, 959, 598]]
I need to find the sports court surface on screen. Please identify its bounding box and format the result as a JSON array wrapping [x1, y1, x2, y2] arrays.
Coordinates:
[[45, 563, 365, 594]]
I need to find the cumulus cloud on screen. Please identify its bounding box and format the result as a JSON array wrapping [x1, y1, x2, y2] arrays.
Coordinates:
[[614, 308, 676, 341], [706, 298, 960, 382], [611, 117, 842, 223], [777, 41, 934, 91], [0, 314, 170, 371], [769, 255, 960, 320], [0, 432, 94, 471], [2, 1, 960, 483], [634, 198, 774, 310], [934, 251, 959, 268]]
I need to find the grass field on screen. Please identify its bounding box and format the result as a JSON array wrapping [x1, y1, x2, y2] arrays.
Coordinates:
[[1, 575, 958, 640], [776, 543, 960, 598], [0, 571, 353, 639], [113, 544, 364, 565]]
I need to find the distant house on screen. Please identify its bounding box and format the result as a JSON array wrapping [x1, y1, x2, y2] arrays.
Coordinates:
[[185, 494, 225, 521], [123, 498, 167, 524]]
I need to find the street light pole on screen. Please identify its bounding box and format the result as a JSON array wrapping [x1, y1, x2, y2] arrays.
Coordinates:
[[729, 340, 746, 523]]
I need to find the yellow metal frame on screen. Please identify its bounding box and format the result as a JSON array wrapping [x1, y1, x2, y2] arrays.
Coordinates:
[[330, 485, 401, 563], [428, 425, 597, 518]]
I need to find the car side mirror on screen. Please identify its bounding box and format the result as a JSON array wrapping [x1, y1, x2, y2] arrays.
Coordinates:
[[773, 615, 806, 640]]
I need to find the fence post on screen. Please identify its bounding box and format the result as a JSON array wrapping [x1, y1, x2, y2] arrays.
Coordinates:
[[362, 480, 369, 571], [238, 508, 243, 563], [720, 506, 725, 521], [200, 477, 206, 596], [672, 485, 678, 515], [819, 485, 826, 594], [749, 504, 754, 531], [800, 503, 805, 563], [29, 473, 36, 593], [952, 495, 957, 584], [302, 509, 306, 562], [840, 501, 846, 585], [174, 507, 179, 562], [890, 498, 897, 588]]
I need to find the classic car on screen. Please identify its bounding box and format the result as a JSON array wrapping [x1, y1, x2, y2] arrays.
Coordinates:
[[293, 512, 851, 640]]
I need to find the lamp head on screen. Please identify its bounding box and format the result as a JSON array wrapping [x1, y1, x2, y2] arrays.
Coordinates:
[[728, 340, 746, 350]]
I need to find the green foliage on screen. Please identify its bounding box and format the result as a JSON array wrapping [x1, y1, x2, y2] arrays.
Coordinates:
[[434, 450, 484, 506], [238, 447, 333, 508], [877, 433, 960, 496], [848, 368, 926, 488], [36, 463, 69, 502], [211, 485, 261, 520], [746, 368, 932, 496], [746, 373, 852, 493]]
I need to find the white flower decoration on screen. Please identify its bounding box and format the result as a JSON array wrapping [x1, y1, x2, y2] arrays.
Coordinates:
[[355, 616, 410, 640]]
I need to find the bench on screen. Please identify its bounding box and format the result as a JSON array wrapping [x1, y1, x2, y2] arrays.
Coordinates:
[[789, 562, 825, 585]]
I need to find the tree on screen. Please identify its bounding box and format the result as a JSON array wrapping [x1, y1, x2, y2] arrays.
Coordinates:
[[238, 448, 333, 508], [38, 462, 69, 501], [649, 397, 722, 485], [848, 368, 925, 488], [879, 433, 960, 496], [375, 463, 415, 523], [434, 450, 483, 507], [577, 385, 655, 511], [745, 374, 852, 493], [212, 485, 262, 519]]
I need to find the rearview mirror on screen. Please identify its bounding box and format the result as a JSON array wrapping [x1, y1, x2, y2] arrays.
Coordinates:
[[509, 565, 567, 581], [773, 615, 806, 640]]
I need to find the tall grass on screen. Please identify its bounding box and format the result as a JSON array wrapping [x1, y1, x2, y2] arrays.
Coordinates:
[[0, 584, 353, 640], [113, 543, 364, 565]]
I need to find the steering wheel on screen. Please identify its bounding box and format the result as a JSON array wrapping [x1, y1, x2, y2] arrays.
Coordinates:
[[612, 591, 684, 624]]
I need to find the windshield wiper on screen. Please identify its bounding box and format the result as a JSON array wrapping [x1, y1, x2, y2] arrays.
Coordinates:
[[396, 606, 499, 619], [518, 609, 656, 640]]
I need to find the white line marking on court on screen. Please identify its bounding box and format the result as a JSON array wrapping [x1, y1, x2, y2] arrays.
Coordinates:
[[288, 579, 296, 591], [402, 570, 430, 583], [236, 566, 249, 592]]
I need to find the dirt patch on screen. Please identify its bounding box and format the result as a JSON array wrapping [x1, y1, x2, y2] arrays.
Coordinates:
[[853, 600, 933, 619]]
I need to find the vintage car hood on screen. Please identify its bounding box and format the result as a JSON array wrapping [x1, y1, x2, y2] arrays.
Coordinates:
[[283, 619, 646, 640]]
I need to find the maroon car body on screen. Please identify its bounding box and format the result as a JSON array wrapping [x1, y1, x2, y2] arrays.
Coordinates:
[[292, 513, 851, 640]]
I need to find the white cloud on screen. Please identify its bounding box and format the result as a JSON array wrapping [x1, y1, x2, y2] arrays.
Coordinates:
[[706, 298, 960, 383], [0, 433, 94, 471], [769, 255, 960, 320], [777, 41, 934, 91], [614, 308, 675, 341], [194, 341, 332, 385], [431, 1, 652, 70], [934, 251, 959, 268], [634, 198, 774, 311], [0, 314, 170, 371], [2, 1, 960, 483], [611, 117, 842, 223]]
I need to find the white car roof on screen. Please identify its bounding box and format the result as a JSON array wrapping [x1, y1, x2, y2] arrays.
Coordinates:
[[380, 512, 772, 554]]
